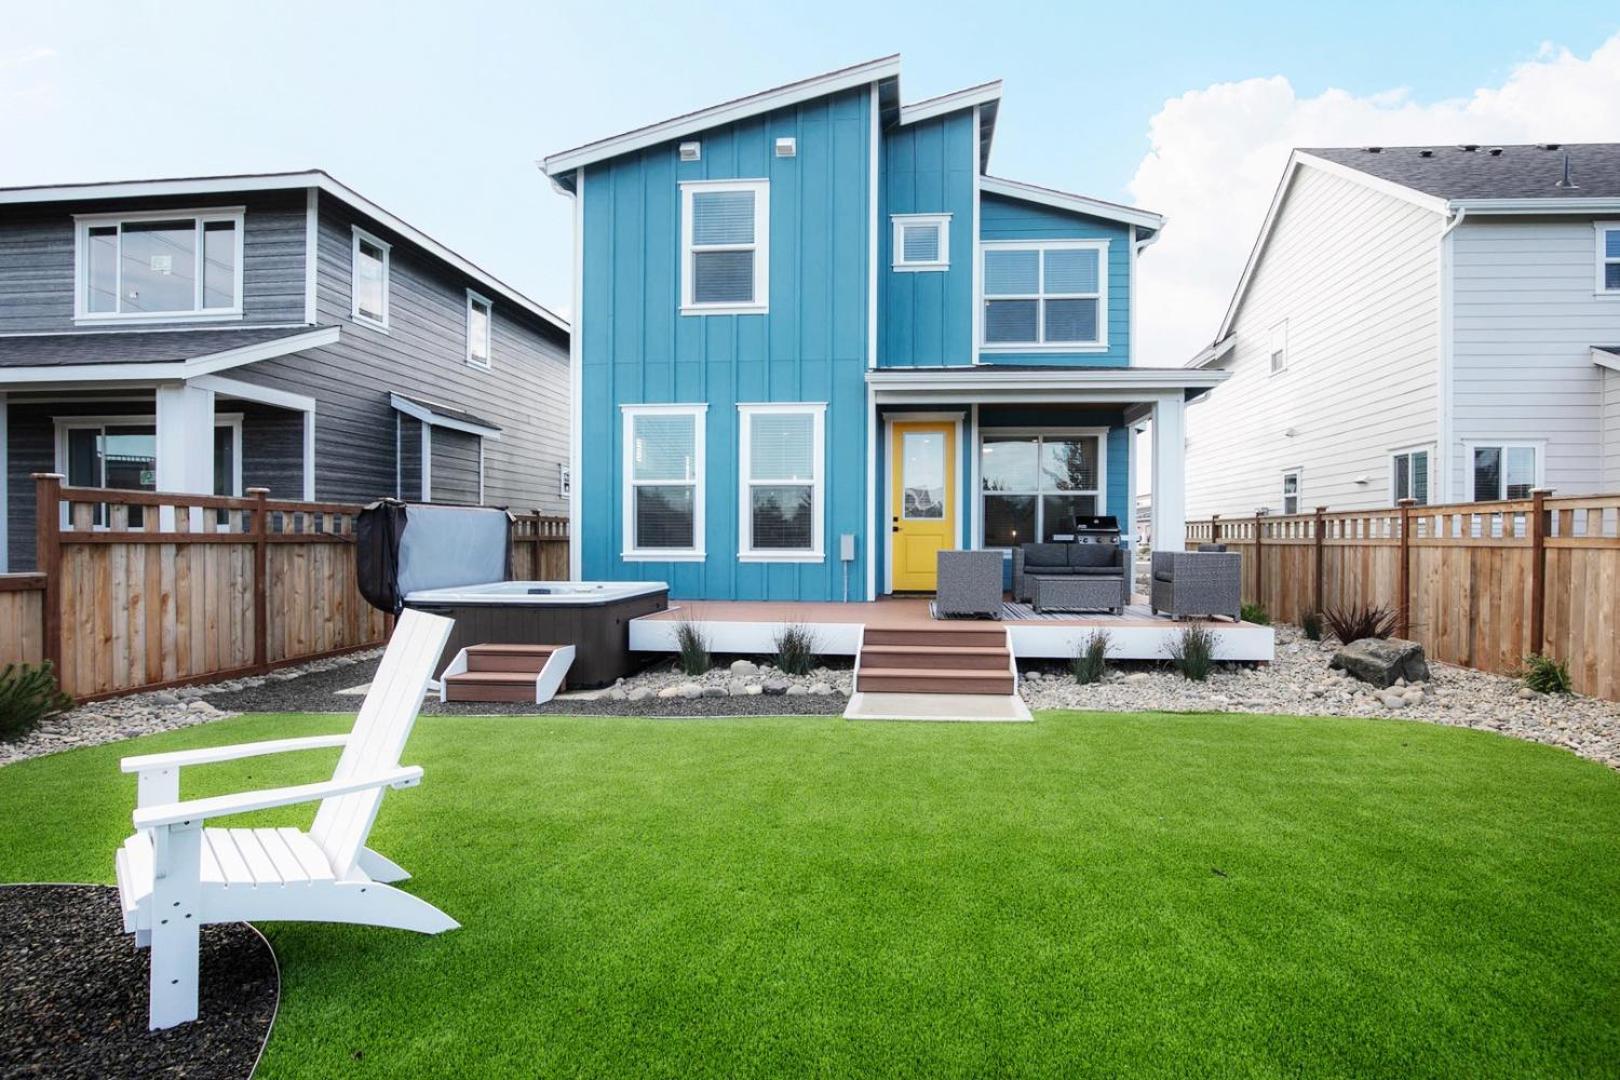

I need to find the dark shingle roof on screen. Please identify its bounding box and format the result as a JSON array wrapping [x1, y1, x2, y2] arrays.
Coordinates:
[[1303, 143, 1620, 200], [0, 326, 320, 368]]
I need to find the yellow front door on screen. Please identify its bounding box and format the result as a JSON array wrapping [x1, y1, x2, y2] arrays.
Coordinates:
[[890, 421, 955, 592]]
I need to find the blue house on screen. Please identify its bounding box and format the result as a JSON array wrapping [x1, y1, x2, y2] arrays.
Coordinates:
[[542, 56, 1224, 604]]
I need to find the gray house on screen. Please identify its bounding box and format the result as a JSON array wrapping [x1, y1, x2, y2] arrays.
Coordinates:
[[0, 171, 570, 571]]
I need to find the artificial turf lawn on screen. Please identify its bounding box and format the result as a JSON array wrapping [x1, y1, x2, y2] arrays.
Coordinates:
[[2, 711, 1618, 1078]]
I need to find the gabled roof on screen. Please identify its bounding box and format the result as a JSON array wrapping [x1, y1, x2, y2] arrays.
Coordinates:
[[1304, 143, 1620, 201], [0, 325, 340, 383], [980, 176, 1164, 232], [541, 56, 903, 187], [0, 171, 568, 336], [897, 80, 1001, 172]]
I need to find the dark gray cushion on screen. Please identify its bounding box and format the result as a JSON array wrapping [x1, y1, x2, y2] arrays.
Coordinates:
[[1068, 544, 1117, 569], [1022, 543, 1069, 568], [1154, 568, 1174, 583], [1069, 566, 1123, 577]]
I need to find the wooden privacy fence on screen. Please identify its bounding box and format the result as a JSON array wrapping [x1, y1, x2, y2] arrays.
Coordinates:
[[1187, 490, 1620, 700], [510, 512, 571, 579], [18, 476, 571, 702]]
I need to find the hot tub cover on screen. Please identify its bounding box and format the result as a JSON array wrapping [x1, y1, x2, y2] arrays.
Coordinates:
[[356, 500, 511, 613]]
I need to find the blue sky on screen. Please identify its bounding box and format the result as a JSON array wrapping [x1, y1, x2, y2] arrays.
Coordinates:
[[4, 0, 1617, 361]]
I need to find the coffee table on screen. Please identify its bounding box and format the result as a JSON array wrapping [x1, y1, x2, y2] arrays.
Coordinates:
[[1028, 574, 1124, 614]]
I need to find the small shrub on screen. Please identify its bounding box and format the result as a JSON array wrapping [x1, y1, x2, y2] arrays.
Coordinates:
[[1239, 603, 1271, 626], [1322, 602, 1399, 644], [1167, 625, 1217, 682], [1300, 610, 1324, 642], [773, 623, 820, 677], [673, 621, 711, 676], [0, 662, 73, 741], [1070, 630, 1111, 685], [1520, 653, 1572, 695]]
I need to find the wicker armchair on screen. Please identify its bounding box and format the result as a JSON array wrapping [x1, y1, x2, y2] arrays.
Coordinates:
[[935, 550, 1004, 618], [1149, 551, 1241, 621]]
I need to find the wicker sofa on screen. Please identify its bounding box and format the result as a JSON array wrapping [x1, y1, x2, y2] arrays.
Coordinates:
[[1011, 542, 1130, 612], [1148, 550, 1242, 621]]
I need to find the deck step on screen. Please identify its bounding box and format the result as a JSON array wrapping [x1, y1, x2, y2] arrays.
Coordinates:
[[854, 667, 1015, 695], [465, 643, 556, 673], [861, 626, 1007, 649], [857, 644, 1010, 671], [443, 670, 540, 702]]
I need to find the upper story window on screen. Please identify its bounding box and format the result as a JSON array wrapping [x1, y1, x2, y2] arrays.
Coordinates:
[[680, 179, 769, 316], [1469, 442, 1540, 502], [1391, 447, 1430, 506], [981, 240, 1107, 351], [466, 290, 492, 369], [892, 213, 950, 271], [1269, 320, 1289, 373], [351, 226, 391, 329], [739, 404, 825, 561], [622, 404, 706, 560], [1598, 222, 1620, 293], [75, 208, 244, 323]]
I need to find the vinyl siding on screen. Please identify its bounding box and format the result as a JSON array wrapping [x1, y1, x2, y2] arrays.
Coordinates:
[[428, 426, 481, 504], [977, 193, 1132, 367], [579, 85, 871, 601], [0, 190, 307, 332], [1183, 164, 1444, 517], [398, 415, 423, 501], [1605, 366, 1620, 488], [1448, 218, 1620, 497], [878, 110, 975, 367]]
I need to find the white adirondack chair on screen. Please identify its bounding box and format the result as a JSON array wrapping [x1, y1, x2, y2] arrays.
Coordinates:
[[114, 608, 457, 1030]]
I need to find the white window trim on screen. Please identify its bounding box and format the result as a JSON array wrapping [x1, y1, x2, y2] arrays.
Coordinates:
[[1280, 467, 1302, 515], [1268, 319, 1289, 375], [979, 238, 1109, 352], [1463, 439, 1546, 501], [350, 225, 391, 330], [73, 206, 246, 324], [891, 212, 951, 272], [737, 402, 826, 562], [975, 426, 1108, 551], [680, 178, 770, 316], [621, 403, 707, 561], [465, 289, 493, 369], [1597, 221, 1620, 295], [1389, 444, 1433, 506]]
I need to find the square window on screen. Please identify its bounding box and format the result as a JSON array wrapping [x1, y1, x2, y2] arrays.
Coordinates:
[[891, 213, 950, 271], [979, 433, 1104, 547], [980, 242, 1106, 349]]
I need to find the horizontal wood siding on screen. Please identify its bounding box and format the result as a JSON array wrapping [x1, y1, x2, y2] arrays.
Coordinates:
[[428, 427, 480, 504], [236, 400, 305, 498], [1183, 165, 1443, 517], [1450, 218, 1619, 498], [398, 415, 423, 500], [0, 189, 307, 333], [1605, 367, 1620, 488]]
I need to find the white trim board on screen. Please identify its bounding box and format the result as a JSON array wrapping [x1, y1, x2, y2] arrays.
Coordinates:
[[0, 325, 341, 384], [979, 176, 1164, 232], [542, 56, 900, 182], [737, 402, 827, 562], [388, 392, 502, 439]]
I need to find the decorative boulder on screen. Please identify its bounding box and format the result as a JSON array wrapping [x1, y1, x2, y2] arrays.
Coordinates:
[[1329, 638, 1431, 688]]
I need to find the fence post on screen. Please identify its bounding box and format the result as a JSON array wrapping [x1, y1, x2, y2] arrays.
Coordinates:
[[1313, 506, 1328, 616], [1209, 513, 1220, 549], [1252, 511, 1265, 609], [32, 474, 64, 680], [1529, 487, 1552, 655], [1396, 498, 1416, 639], [248, 488, 270, 673]]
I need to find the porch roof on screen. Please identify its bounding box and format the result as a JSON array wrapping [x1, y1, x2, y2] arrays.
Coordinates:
[[0, 325, 340, 383], [865, 365, 1228, 404]]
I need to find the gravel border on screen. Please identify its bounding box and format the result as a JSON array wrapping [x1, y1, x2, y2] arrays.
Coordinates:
[[0, 884, 277, 1079]]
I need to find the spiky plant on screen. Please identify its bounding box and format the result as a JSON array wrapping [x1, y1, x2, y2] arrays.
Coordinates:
[[1167, 625, 1217, 682], [1240, 603, 1271, 626], [1300, 610, 1324, 642], [1519, 653, 1572, 695], [1322, 602, 1400, 644], [0, 662, 73, 741], [673, 621, 711, 677], [773, 623, 820, 677], [1070, 630, 1111, 685]]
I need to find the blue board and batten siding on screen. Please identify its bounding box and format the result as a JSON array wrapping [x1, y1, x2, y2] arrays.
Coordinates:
[[978, 192, 1132, 367], [879, 111, 976, 367], [578, 86, 873, 601]]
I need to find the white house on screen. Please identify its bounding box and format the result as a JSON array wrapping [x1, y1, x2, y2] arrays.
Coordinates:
[[1183, 143, 1620, 516]]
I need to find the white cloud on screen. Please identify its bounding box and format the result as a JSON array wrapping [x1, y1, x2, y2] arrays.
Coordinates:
[[1130, 33, 1620, 367]]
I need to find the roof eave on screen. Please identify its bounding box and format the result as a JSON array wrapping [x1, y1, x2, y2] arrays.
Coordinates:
[[979, 176, 1164, 231], [1450, 196, 1620, 215], [1184, 335, 1237, 369]]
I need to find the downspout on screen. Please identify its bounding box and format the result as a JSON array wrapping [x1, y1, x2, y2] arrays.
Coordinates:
[[1435, 206, 1466, 502]]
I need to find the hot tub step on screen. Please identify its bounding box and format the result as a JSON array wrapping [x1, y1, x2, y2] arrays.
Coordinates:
[[443, 671, 541, 702], [466, 643, 557, 673], [439, 643, 576, 704]]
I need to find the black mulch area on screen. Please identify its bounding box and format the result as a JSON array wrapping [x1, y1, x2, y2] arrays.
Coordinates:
[[198, 658, 849, 718], [0, 885, 277, 1080]]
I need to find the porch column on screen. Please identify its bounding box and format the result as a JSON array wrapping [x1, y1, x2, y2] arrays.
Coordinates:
[[1150, 393, 1186, 550], [155, 383, 215, 529]]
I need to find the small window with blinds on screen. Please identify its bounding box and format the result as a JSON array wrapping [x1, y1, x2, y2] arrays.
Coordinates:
[[1391, 447, 1431, 506], [738, 404, 825, 560], [981, 240, 1108, 349], [681, 179, 770, 315], [622, 404, 706, 559], [1598, 222, 1620, 293], [891, 213, 950, 271]]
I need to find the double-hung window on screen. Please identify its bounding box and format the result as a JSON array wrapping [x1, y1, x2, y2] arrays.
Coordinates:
[[1391, 447, 1430, 505], [622, 404, 705, 559], [351, 226, 391, 328], [891, 213, 950, 271], [466, 290, 492, 369], [1269, 321, 1289, 373], [75, 208, 244, 322], [1598, 222, 1620, 293], [1469, 442, 1541, 501], [1281, 469, 1301, 515], [981, 240, 1107, 350], [980, 431, 1105, 547], [739, 404, 824, 560], [681, 179, 769, 315]]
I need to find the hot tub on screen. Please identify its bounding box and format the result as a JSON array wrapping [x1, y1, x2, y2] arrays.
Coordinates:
[[405, 581, 669, 688]]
